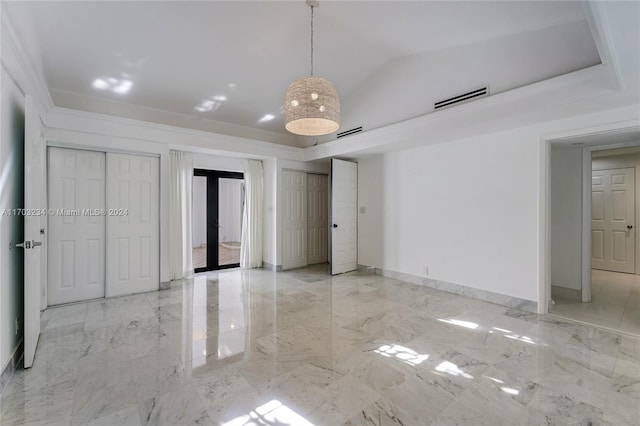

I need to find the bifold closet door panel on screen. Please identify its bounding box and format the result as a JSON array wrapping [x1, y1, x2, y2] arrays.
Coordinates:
[[106, 153, 160, 297], [307, 174, 328, 265], [48, 147, 106, 305], [282, 170, 308, 270]]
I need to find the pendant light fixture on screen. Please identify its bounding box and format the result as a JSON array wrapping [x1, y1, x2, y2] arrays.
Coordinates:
[[284, 0, 340, 136]]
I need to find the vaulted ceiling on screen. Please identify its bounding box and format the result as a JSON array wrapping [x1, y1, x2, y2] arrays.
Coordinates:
[[4, 1, 611, 147]]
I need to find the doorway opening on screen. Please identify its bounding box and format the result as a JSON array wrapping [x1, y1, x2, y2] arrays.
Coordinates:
[[549, 142, 640, 335], [193, 169, 244, 272]]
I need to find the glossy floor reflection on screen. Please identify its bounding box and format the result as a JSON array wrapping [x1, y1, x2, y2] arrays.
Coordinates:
[[552, 269, 640, 335], [1, 265, 639, 425]]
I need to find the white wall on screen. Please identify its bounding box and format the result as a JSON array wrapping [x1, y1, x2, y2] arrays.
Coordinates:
[[357, 108, 640, 307], [357, 155, 384, 267], [193, 154, 244, 173], [358, 126, 541, 302], [549, 145, 583, 290]]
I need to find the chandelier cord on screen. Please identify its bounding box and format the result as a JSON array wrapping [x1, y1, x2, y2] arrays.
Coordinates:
[[310, 5, 314, 76]]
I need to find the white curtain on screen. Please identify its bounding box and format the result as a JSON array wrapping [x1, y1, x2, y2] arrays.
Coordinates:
[[240, 159, 264, 268], [170, 151, 193, 279]]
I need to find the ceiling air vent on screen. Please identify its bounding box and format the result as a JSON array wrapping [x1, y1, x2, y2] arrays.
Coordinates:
[[337, 126, 363, 138], [434, 86, 489, 110]]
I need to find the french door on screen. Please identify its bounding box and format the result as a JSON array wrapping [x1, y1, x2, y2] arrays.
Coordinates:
[[193, 170, 244, 272]]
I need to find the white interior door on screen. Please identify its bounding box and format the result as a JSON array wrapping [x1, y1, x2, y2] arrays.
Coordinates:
[[48, 147, 106, 305], [106, 153, 159, 296], [282, 170, 307, 270], [331, 159, 357, 275], [591, 167, 635, 273], [23, 95, 44, 368], [308, 174, 328, 265]]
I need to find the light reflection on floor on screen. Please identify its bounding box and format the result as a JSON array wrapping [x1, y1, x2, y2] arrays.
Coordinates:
[[222, 400, 314, 426], [2, 265, 637, 425], [374, 344, 430, 366]]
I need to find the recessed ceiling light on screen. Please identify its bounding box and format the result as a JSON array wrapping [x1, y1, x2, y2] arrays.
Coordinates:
[[213, 95, 227, 102], [92, 79, 109, 90], [113, 80, 133, 94], [259, 114, 275, 123], [194, 100, 221, 112], [92, 76, 133, 94]]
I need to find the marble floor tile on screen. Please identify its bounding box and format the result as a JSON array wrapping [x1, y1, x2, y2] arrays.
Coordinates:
[[525, 385, 606, 426], [344, 397, 424, 426], [1, 266, 638, 426], [138, 386, 212, 426], [552, 270, 640, 337], [308, 375, 380, 424], [430, 404, 486, 425], [45, 303, 88, 330], [620, 308, 640, 335], [80, 406, 142, 426]]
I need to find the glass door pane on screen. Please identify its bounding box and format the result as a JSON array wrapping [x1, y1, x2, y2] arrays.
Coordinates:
[[192, 176, 208, 270], [218, 178, 244, 266]]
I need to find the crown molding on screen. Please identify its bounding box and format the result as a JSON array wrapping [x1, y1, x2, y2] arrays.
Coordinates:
[[46, 106, 304, 161], [1, 4, 54, 115], [582, 0, 623, 90], [49, 88, 299, 147]]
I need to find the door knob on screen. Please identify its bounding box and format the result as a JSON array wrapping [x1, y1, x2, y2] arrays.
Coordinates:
[[14, 241, 31, 249], [628, 225, 633, 229], [31, 240, 42, 247], [332, 224, 338, 228]]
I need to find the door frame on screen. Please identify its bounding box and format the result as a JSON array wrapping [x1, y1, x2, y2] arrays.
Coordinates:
[[193, 169, 244, 272], [541, 121, 640, 315]]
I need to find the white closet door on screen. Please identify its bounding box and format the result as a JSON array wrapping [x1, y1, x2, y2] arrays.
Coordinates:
[[48, 147, 106, 305], [282, 170, 307, 270], [23, 95, 44, 367], [331, 159, 358, 275], [592, 168, 635, 273], [106, 153, 159, 297], [308, 174, 328, 265]]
